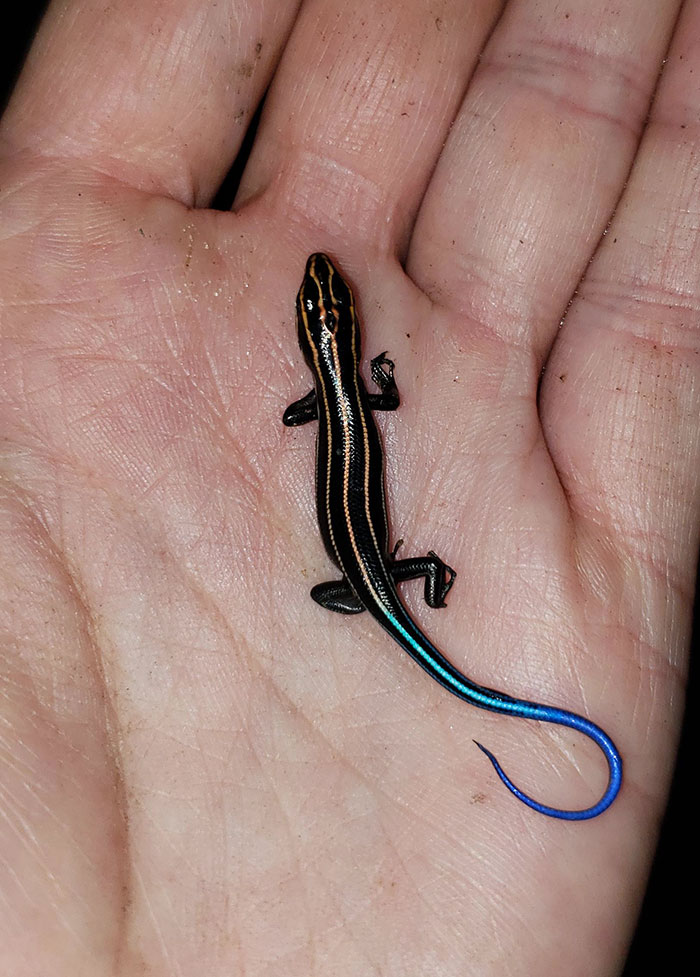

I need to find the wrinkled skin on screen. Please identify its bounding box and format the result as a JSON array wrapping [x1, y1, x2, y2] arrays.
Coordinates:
[[1, 2, 698, 975]]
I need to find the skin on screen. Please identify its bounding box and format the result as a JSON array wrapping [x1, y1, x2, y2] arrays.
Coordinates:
[[0, 0, 697, 974]]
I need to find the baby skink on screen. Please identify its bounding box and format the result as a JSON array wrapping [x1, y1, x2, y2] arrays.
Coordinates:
[[283, 252, 622, 820]]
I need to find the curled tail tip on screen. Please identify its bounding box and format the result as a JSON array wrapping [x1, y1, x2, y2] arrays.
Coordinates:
[[471, 738, 621, 822], [473, 740, 499, 766]]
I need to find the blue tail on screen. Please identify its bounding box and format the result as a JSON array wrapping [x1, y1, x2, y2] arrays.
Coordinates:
[[369, 595, 623, 820], [474, 708, 622, 821]]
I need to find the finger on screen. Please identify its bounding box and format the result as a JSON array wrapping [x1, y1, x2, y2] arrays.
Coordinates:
[[541, 2, 700, 579], [1, 0, 300, 204], [408, 0, 681, 361], [235, 0, 502, 256]]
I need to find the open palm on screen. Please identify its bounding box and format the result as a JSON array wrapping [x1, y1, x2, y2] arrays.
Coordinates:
[[1, 2, 697, 975]]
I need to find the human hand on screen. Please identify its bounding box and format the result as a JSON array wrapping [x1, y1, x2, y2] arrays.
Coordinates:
[[1, 2, 697, 974]]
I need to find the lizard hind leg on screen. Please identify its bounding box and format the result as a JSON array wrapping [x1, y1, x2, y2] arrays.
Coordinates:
[[311, 579, 365, 614]]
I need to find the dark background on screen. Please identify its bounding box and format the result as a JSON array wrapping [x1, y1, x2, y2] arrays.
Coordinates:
[[3, 5, 692, 975]]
